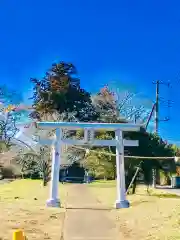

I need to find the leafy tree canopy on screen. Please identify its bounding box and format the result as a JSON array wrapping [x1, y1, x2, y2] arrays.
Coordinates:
[[30, 62, 98, 122]]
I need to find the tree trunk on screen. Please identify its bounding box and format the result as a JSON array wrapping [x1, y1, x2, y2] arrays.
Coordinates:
[[152, 168, 156, 188], [42, 174, 48, 186]]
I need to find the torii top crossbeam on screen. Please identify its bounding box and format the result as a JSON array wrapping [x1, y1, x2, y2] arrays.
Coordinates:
[[37, 121, 142, 131]]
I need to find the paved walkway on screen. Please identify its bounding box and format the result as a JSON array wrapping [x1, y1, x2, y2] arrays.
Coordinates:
[[63, 184, 118, 240], [156, 185, 180, 195]]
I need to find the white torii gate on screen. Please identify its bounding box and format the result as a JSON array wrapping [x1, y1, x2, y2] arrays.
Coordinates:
[[37, 122, 141, 209]]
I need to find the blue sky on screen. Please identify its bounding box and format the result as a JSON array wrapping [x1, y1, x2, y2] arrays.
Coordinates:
[[0, 0, 180, 144]]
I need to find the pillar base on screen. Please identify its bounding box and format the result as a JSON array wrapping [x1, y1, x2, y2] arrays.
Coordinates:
[[114, 200, 130, 209], [46, 198, 61, 208]]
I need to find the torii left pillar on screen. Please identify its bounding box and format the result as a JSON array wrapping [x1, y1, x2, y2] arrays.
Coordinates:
[[46, 128, 62, 207]]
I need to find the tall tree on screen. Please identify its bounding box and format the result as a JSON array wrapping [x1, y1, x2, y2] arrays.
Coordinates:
[[0, 85, 23, 151], [92, 85, 127, 123], [92, 85, 150, 123], [30, 62, 98, 122], [124, 129, 176, 191]]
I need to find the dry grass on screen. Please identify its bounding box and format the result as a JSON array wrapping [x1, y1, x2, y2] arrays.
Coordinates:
[[0, 179, 67, 240], [2, 179, 180, 239], [88, 181, 180, 240]]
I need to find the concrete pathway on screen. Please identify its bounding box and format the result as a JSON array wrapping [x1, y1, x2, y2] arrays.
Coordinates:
[[63, 184, 118, 240], [156, 185, 180, 195]]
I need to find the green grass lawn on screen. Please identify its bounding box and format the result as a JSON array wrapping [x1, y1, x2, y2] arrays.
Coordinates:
[[0, 179, 66, 240], [88, 180, 180, 240]]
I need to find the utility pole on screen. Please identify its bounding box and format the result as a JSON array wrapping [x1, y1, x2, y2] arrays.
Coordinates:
[[151, 80, 172, 188], [152, 80, 172, 135], [155, 80, 160, 134]]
